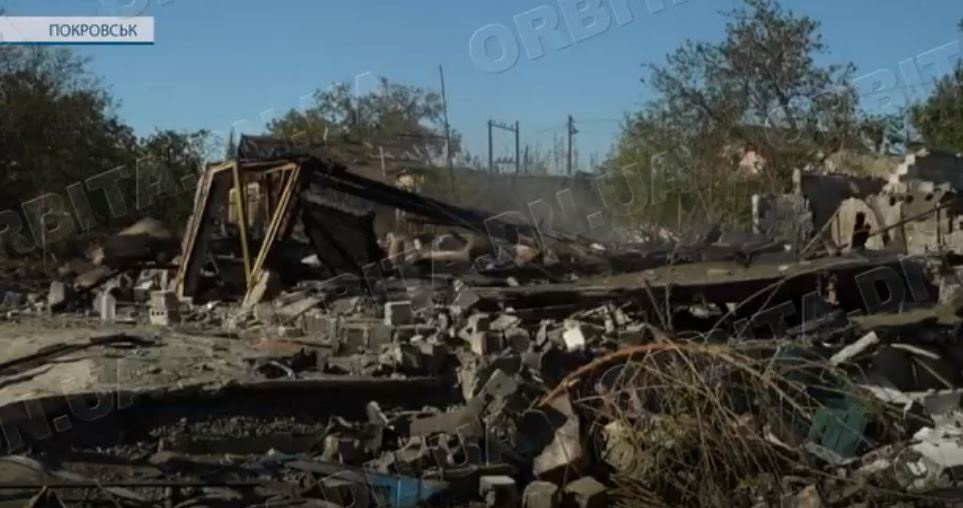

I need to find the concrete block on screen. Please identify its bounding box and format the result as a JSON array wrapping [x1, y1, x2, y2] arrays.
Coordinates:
[[98, 291, 117, 323], [480, 368, 519, 400], [149, 290, 180, 326], [523, 481, 559, 508], [480, 475, 518, 508], [489, 353, 522, 375], [466, 331, 503, 356], [47, 281, 69, 310], [490, 313, 522, 331], [563, 477, 607, 508], [562, 326, 587, 351], [384, 300, 414, 326], [368, 323, 393, 349], [132, 281, 153, 303], [522, 351, 543, 371], [318, 477, 361, 507], [534, 395, 586, 478], [452, 280, 481, 312], [303, 310, 337, 339], [149, 290, 177, 310], [322, 434, 363, 464], [505, 327, 531, 353], [149, 309, 175, 326], [409, 399, 485, 438], [338, 326, 367, 354], [467, 313, 492, 333], [459, 313, 491, 341]]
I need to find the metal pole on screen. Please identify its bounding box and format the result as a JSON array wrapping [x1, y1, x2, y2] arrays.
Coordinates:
[[379, 145, 386, 180], [488, 119, 494, 174], [514, 121, 521, 175], [41, 192, 46, 273], [567, 115, 573, 176], [439, 65, 456, 199]]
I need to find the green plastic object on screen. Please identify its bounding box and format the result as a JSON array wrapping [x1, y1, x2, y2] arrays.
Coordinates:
[[807, 397, 869, 458]]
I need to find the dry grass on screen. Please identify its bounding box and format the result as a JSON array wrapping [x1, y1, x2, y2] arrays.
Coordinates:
[[553, 340, 906, 508]]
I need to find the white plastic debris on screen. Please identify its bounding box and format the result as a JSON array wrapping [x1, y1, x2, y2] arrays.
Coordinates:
[[897, 414, 963, 491], [830, 331, 879, 365]]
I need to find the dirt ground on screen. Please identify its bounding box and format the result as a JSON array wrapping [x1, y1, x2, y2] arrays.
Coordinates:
[[0, 315, 266, 402]]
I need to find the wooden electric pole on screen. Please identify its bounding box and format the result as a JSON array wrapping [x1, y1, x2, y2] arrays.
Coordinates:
[[438, 65, 455, 198]]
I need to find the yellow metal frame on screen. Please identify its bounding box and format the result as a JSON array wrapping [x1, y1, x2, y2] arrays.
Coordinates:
[[244, 163, 300, 302], [176, 160, 303, 301], [175, 161, 237, 298], [231, 164, 253, 287]]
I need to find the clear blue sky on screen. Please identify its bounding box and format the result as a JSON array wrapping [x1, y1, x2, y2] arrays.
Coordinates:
[[6, 0, 962, 170]]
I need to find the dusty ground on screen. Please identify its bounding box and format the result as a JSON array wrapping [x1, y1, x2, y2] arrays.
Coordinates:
[[0, 315, 264, 402]]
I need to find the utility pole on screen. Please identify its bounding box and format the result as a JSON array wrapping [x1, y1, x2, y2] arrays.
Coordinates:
[[489, 120, 519, 174], [514, 121, 521, 174], [904, 108, 912, 154], [41, 193, 46, 273], [438, 65, 455, 198], [524, 145, 530, 174], [488, 119, 494, 174], [567, 114, 577, 176]]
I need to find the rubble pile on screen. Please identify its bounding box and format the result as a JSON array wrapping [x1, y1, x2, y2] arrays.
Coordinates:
[[6, 139, 963, 506], [7, 287, 963, 507]]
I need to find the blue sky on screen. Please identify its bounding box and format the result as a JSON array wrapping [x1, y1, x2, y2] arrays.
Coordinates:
[[5, 0, 962, 170]]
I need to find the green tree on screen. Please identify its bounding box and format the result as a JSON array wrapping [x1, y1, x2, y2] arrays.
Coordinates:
[[268, 77, 460, 163], [859, 112, 906, 155], [0, 47, 136, 207], [0, 47, 212, 257], [910, 20, 963, 152], [132, 129, 211, 232], [604, 0, 860, 226]]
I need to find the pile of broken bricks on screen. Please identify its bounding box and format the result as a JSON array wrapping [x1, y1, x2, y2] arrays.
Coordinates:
[[10, 212, 963, 506], [7, 272, 963, 507]]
